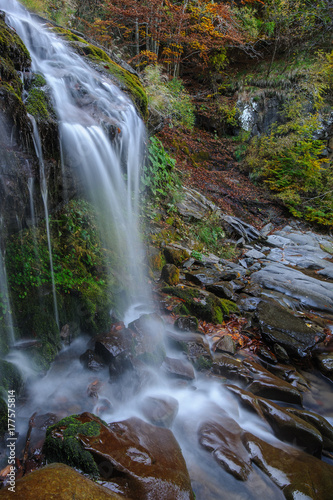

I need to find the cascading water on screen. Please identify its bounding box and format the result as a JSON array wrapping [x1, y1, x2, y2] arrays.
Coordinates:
[[1, 2, 333, 500], [1, 0, 148, 314], [29, 113, 59, 327]]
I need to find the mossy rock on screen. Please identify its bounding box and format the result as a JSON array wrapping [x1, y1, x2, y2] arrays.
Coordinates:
[[0, 14, 31, 142], [51, 27, 148, 119], [0, 462, 126, 499], [161, 264, 180, 285], [0, 398, 7, 438], [162, 285, 239, 324], [0, 359, 23, 395], [43, 413, 104, 478]]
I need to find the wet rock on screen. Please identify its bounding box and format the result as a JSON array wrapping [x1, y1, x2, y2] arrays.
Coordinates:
[[80, 349, 106, 371], [212, 354, 253, 384], [237, 294, 261, 312], [60, 323, 71, 344], [95, 327, 133, 377], [242, 432, 333, 500], [228, 385, 321, 455], [286, 408, 333, 452], [0, 463, 125, 499], [128, 313, 166, 367], [185, 267, 223, 286], [256, 299, 325, 358], [252, 263, 333, 314], [162, 356, 195, 380], [141, 395, 179, 427], [45, 412, 193, 500], [258, 398, 323, 456], [164, 245, 190, 266], [161, 263, 180, 285], [259, 360, 310, 391], [174, 316, 198, 332], [273, 344, 290, 363], [215, 335, 236, 355], [95, 327, 132, 363], [206, 281, 235, 300], [198, 412, 251, 481], [162, 284, 239, 324], [243, 359, 303, 405], [315, 352, 333, 379]]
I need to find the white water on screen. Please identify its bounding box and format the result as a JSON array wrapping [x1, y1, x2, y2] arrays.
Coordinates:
[[1, 0, 148, 312], [29, 114, 59, 327]]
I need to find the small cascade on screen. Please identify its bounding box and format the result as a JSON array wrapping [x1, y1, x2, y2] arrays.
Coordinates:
[[0, 228, 15, 347], [28, 114, 59, 328]]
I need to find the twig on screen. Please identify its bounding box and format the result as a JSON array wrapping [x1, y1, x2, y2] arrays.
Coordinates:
[[22, 412, 37, 473]]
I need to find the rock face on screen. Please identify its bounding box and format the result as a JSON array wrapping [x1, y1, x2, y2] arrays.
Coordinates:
[[243, 432, 333, 500], [43, 412, 194, 500], [256, 299, 325, 358], [0, 463, 125, 499]]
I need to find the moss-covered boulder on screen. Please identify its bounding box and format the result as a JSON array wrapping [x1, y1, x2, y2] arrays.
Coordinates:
[[50, 27, 148, 119], [0, 463, 127, 499], [44, 412, 194, 499], [43, 413, 104, 478], [162, 285, 239, 324], [161, 263, 180, 285]]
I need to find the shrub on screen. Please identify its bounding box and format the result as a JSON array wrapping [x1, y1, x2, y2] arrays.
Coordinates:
[[141, 136, 179, 199], [143, 65, 195, 130]]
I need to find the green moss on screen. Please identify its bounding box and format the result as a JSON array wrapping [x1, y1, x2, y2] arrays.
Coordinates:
[[43, 414, 102, 478], [50, 26, 148, 118], [26, 87, 50, 120], [162, 286, 239, 324], [0, 359, 23, 395], [194, 356, 213, 371]]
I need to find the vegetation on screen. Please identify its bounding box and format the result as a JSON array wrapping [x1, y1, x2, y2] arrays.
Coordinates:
[[43, 414, 103, 477], [143, 65, 195, 130], [141, 136, 180, 199]]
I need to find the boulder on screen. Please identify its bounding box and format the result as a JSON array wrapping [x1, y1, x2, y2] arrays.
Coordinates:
[[198, 412, 251, 481], [243, 359, 302, 405], [251, 263, 333, 315], [242, 432, 333, 500], [162, 356, 195, 380], [43, 412, 194, 500], [256, 299, 325, 358], [0, 463, 126, 499], [161, 264, 180, 285], [141, 395, 179, 427]]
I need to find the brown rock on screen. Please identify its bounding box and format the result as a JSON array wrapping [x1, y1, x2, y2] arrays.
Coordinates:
[[0, 463, 125, 499], [198, 412, 251, 481], [242, 432, 333, 500]]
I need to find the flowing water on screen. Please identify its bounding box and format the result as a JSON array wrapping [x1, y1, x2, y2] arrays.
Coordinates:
[[0, 2, 332, 499]]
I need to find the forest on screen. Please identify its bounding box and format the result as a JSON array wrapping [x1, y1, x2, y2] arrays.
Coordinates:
[[19, 0, 333, 227]]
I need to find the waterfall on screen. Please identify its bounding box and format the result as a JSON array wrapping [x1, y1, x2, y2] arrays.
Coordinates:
[[0, 229, 15, 347], [0, 0, 148, 316], [29, 114, 59, 327]]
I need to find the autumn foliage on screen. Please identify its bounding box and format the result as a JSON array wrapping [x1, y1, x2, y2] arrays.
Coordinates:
[[87, 0, 244, 75]]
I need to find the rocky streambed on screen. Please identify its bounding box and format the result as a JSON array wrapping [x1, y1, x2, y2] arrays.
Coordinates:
[[2, 193, 333, 499]]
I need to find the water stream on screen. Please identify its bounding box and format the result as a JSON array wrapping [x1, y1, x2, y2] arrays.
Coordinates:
[[0, 2, 332, 499]]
